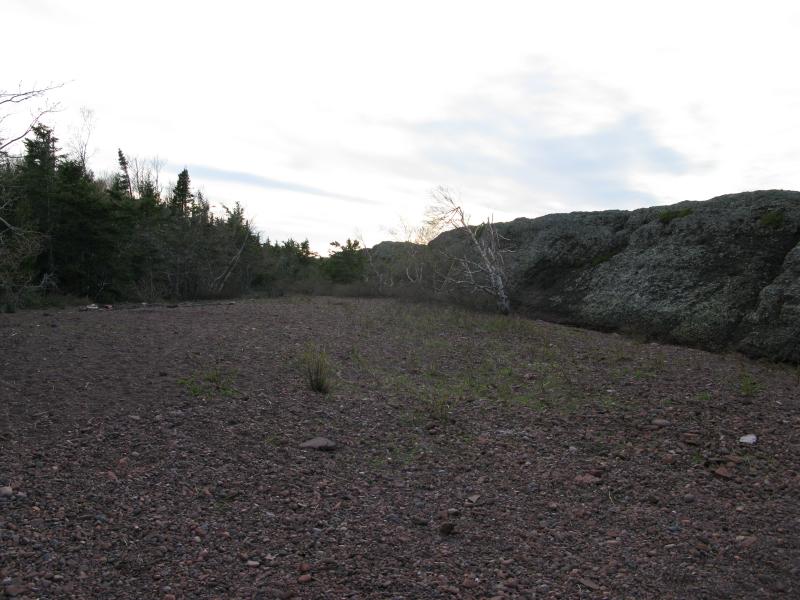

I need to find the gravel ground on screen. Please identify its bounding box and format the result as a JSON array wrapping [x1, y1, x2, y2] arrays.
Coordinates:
[[1, 296, 798, 599]]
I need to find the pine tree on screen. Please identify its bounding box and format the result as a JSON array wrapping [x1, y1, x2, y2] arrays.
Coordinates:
[[19, 125, 59, 273], [170, 168, 193, 217], [117, 149, 133, 198]]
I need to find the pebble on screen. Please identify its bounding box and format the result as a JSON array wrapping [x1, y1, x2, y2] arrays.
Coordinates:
[[651, 418, 671, 427], [574, 474, 601, 485], [713, 466, 733, 479], [736, 535, 758, 548], [299, 437, 337, 451], [439, 522, 456, 535], [4, 584, 27, 596], [739, 434, 757, 445], [297, 574, 312, 584], [578, 577, 601, 590], [246, 560, 260, 567], [0, 486, 12, 497]]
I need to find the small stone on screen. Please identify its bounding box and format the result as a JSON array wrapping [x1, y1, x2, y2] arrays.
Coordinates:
[[713, 466, 733, 479], [651, 418, 671, 427], [297, 574, 312, 584], [439, 522, 456, 535], [299, 562, 311, 572], [683, 494, 696, 503], [736, 535, 758, 548], [578, 578, 601, 590], [574, 474, 601, 485], [0, 486, 13, 497], [681, 432, 701, 445], [246, 560, 260, 567], [4, 584, 27, 596], [299, 437, 337, 451], [739, 434, 757, 445]]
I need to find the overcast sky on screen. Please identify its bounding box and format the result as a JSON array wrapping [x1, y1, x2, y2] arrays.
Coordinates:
[[4, 0, 800, 252]]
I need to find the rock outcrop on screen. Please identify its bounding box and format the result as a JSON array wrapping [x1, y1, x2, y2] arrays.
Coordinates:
[[425, 190, 800, 362]]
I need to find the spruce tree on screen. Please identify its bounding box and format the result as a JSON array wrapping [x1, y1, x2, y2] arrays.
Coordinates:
[[117, 149, 133, 198], [170, 168, 193, 217]]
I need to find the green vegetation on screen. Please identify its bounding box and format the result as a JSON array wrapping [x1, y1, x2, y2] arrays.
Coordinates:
[[590, 251, 618, 267], [739, 372, 759, 397], [696, 390, 712, 402], [759, 210, 785, 229], [322, 239, 367, 284], [658, 207, 693, 224], [331, 302, 601, 423], [178, 367, 238, 398], [303, 343, 333, 393], [0, 122, 375, 308]]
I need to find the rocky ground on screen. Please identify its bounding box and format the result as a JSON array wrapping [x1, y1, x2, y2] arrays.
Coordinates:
[[1, 296, 798, 599]]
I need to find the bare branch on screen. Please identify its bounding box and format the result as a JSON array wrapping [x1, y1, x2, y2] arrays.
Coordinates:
[[426, 187, 512, 314], [0, 83, 64, 152]]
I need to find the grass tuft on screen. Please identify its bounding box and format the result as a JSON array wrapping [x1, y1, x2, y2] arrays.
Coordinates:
[[303, 343, 333, 393]]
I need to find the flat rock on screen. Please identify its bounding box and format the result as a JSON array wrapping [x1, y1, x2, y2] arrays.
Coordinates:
[[736, 535, 758, 548], [574, 474, 602, 485], [713, 466, 733, 479], [739, 434, 757, 445], [299, 437, 337, 451]]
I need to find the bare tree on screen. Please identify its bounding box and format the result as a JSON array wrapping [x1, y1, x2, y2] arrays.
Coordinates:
[[67, 106, 95, 169], [0, 83, 63, 153], [425, 186, 512, 314]]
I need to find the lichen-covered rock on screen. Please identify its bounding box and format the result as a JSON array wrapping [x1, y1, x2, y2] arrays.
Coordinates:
[[424, 190, 800, 362]]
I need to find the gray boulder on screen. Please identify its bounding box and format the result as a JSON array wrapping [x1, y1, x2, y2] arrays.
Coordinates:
[[424, 190, 800, 362]]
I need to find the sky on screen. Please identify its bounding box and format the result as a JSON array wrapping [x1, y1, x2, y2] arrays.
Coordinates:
[[4, 0, 800, 253]]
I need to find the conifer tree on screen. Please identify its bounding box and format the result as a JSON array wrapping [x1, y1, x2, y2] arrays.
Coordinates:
[[117, 149, 133, 198], [170, 168, 193, 216]]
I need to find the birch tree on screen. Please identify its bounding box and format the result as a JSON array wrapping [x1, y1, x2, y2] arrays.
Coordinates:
[[426, 186, 512, 314]]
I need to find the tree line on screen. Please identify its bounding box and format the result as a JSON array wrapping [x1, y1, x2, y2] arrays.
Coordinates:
[[0, 123, 368, 311], [1, 86, 512, 313]]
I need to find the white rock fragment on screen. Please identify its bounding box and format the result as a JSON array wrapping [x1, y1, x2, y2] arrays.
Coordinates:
[[739, 434, 757, 445]]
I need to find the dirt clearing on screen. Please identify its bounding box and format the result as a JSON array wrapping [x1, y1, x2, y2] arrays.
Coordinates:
[[1, 297, 798, 598]]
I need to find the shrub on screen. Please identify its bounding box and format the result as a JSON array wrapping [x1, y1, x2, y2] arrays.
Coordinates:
[[658, 208, 693, 224], [759, 210, 785, 229], [739, 372, 759, 397], [303, 344, 332, 393], [421, 389, 454, 422]]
